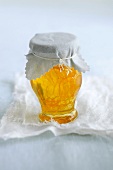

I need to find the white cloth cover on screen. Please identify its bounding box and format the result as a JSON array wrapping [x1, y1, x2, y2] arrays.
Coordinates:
[[25, 32, 89, 80], [0, 73, 113, 140]]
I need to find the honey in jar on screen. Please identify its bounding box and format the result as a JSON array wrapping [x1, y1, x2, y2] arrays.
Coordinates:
[[30, 64, 82, 124]]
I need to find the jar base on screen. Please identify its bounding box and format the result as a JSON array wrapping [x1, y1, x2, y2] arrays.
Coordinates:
[[38, 109, 78, 124]]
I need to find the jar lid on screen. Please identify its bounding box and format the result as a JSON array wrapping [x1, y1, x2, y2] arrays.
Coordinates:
[[29, 32, 78, 59], [25, 32, 89, 80]]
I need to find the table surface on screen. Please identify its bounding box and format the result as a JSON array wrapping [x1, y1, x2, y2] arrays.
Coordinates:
[[0, 1, 113, 170]]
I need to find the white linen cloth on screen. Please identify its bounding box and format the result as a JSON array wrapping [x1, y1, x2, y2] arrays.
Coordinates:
[[0, 73, 113, 140]]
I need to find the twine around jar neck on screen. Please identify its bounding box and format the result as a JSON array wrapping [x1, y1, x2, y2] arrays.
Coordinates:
[[30, 52, 77, 65], [30, 52, 78, 66], [31, 52, 77, 60]]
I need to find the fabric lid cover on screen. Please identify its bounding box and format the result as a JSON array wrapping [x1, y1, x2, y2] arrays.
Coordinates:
[[25, 32, 89, 80]]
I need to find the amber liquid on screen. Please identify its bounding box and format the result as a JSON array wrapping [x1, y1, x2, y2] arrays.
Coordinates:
[[30, 64, 82, 124]]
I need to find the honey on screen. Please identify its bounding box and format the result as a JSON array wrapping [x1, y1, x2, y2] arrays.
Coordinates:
[[30, 64, 82, 124]]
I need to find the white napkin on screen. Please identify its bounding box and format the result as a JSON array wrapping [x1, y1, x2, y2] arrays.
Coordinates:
[[0, 73, 113, 140]]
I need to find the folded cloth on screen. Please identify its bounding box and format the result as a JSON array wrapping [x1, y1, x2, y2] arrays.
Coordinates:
[[0, 73, 113, 140]]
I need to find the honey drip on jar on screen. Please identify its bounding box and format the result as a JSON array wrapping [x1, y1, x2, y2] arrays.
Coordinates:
[[30, 64, 82, 124]]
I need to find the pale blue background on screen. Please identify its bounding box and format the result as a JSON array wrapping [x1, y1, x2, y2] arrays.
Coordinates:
[[0, 0, 113, 169]]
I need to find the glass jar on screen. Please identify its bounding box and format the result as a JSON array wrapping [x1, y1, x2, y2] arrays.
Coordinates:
[[25, 33, 89, 124]]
